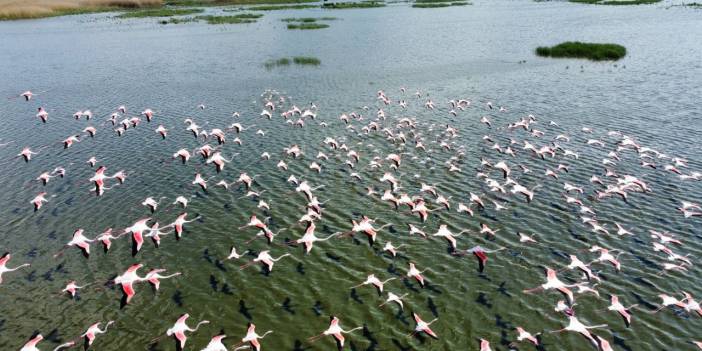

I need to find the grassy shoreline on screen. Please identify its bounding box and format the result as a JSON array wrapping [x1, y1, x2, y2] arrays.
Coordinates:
[[0, 0, 315, 20], [536, 41, 626, 61]]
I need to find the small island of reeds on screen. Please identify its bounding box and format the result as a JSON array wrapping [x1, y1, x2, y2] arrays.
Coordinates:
[[535, 42, 626, 61], [412, 0, 470, 8], [321, 1, 385, 9], [196, 13, 262, 24], [283, 17, 335, 29], [569, 0, 661, 5], [264, 56, 321, 69]]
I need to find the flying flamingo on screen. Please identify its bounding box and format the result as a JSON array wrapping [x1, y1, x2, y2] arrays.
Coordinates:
[[170, 213, 201, 239], [549, 311, 607, 348], [31, 192, 48, 211], [18, 147, 38, 162], [240, 250, 291, 272], [20, 335, 74, 351], [62, 280, 89, 298], [56, 229, 93, 258], [410, 313, 438, 339], [523, 267, 576, 304], [145, 269, 181, 290], [124, 218, 151, 254], [239, 323, 273, 351], [407, 262, 428, 287], [607, 295, 637, 327], [113, 263, 145, 304], [95, 228, 124, 252], [0, 253, 30, 284], [379, 292, 408, 310], [165, 314, 209, 350], [515, 326, 540, 346], [295, 222, 339, 254], [82, 321, 115, 347], [351, 274, 396, 294], [308, 316, 363, 349]]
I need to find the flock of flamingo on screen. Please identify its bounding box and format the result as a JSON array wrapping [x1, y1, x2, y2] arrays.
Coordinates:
[[2, 87, 701, 350]]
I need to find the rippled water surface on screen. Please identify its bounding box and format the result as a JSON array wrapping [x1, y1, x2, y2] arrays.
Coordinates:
[[1, 1, 701, 350]]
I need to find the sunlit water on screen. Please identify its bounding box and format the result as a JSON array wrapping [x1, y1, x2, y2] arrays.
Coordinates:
[[0, 1, 701, 350]]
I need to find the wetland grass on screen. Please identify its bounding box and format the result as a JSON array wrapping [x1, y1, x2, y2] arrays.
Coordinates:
[[321, 1, 385, 9], [0, 0, 162, 20], [412, 1, 468, 7], [535, 41, 626, 61], [196, 12, 261, 23], [281, 16, 336, 22], [287, 22, 328, 29]]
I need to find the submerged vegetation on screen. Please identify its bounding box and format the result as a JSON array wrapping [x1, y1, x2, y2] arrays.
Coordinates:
[[117, 7, 201, 17], [264, 56, 321, 69], [569, 0, 661, 4], [536, 42, 626, 61], [196, 13, 261, 23], [321, 1, 385, 9], [0, 0, 162, 20]]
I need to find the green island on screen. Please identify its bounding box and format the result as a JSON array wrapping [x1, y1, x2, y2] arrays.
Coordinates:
[[412, 0, 470, 8], [264, 56, 321, 69], [283, 16, 335, 29], [196, 13, 262, 23], [535, 41, 626, 61], [321, 1, 385, 9]]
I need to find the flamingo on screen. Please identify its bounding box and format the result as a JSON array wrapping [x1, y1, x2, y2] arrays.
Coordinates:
[[113, 263, 145, 304], [0, 253, 30, 284], [411, 313, 438, 339], [82, 321, 115, 347], [308, 316, 363, 348], [166, 314, 209, 350]]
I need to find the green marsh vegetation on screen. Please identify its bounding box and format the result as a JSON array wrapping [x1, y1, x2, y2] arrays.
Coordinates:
[[412, 0, 469, 8], [321, 1, 385, 9], [282, 16, 335, 29], [264, 56, 321, 69], [117, 7, 202, 17], [195, 13, 261, 23], [535, 42, 626, 61], [569, 0, 661, 4], [287, 22, 328, 29]]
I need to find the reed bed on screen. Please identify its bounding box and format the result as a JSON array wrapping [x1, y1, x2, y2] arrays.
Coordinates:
[[0, 0, 161, 20], [535, 41, 626, 61]]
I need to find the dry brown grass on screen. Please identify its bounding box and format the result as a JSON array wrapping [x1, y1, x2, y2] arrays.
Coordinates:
[[0, 0, 162, 20]]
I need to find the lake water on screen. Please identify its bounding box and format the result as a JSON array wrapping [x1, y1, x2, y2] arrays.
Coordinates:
[[0, 1, 701, 350]]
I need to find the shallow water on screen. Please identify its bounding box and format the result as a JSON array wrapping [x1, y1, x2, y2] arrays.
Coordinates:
[[0, 1, 701, 350]]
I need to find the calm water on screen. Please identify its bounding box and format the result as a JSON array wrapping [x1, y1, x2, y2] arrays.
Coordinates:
[[1, 1, 701, 350]]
